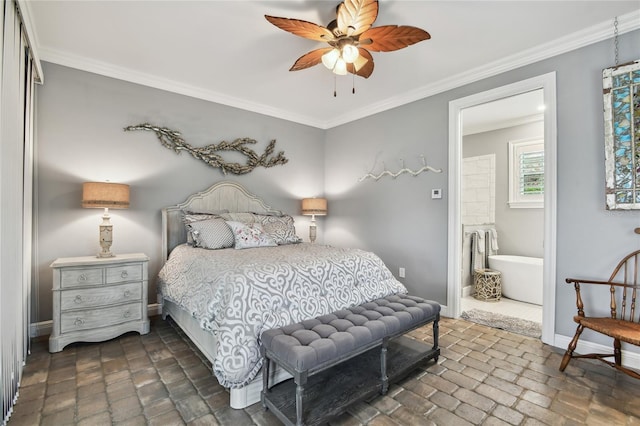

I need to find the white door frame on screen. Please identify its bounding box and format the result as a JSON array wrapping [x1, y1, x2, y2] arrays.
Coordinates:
[[446, 72, 557, 345]]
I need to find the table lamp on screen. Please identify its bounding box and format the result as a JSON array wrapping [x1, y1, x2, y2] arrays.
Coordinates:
[[301, 197, 327, 243], [82, 182, 130, 258]]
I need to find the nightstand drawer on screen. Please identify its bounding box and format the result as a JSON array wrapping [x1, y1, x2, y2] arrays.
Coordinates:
[[61, 268, 103, 288], [60, 283, 142, 311], [106, 264, 142, 284], [60, 302, 142, 333]]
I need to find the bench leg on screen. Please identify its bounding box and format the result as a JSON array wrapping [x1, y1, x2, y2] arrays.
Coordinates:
[[432, 316, 440, 355], [381, 340, 389, 395], [262, 356, 270, 409], [295, 371, 307, 426]]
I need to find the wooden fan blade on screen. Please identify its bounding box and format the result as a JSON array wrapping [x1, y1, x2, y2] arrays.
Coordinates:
[[336, 0, 378, 37], [359, 25, 430, 52], [265, 15, 335, 42], [290, 48, 334, 71], [347, 48, 374, 78]]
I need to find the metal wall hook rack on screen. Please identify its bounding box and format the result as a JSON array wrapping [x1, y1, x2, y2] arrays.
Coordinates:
[[358, 155, 442, 182]]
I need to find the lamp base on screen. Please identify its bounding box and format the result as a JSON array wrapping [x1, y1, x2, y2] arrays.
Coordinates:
[[309, 223, 317, 243], [97, 213, 115, 258], [97, 250, 115, 258]]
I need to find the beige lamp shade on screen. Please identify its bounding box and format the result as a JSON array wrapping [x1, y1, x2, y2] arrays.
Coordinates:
[[82, 182, 130, 209], [301, 198, 327, 216]]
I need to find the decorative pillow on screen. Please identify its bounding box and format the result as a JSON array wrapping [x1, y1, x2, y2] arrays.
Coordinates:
[[220, 212, 256, 224], [226, 221, 277, 249], [182, 210, 226, 245], [250, 211, 283, 217], [183, 213, 220, 224], [184, 209, 229, 215], [188, 218, 234, 250], [253, 214, 301, 245]]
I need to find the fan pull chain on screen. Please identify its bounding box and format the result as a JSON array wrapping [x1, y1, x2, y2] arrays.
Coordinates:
[[334, 74, 337, 97], [352, 73, 356, 94]]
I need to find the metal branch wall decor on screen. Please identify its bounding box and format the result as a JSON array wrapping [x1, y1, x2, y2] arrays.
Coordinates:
[[124, 123, 288, 175]]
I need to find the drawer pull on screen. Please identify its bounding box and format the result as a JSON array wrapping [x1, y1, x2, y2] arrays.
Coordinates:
[[123, 310, 131, 318], [121, 271, 128, 278], [78, 274, 87, 282], [74, 295, 82, 304], [123, 290, 131, 298], [74, 318, 84, 327]]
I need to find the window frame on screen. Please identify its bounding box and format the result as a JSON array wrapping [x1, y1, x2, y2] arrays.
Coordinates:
[[508, 138, 544, 209]]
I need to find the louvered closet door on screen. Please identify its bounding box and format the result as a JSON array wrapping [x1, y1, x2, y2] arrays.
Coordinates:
[[0, 0, 37, 422]]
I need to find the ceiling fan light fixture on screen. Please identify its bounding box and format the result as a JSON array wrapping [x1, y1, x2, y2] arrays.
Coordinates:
[[266, 0, 430, 82], [333, 58, 348, 75], [341, 44, 359, 63], [321, 48, 340, 69]]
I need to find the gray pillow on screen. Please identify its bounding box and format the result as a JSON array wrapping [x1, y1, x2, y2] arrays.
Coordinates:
[[188, 218, 234, 250], [182, 210, 229, 245]]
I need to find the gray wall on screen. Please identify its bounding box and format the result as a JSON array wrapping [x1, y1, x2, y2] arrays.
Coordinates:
[[464, 121, 545, 258], [325, 29, 640, 341], [35, 63, 325, 322]]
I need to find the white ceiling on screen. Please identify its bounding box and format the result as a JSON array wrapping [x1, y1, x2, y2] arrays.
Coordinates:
[[23, 1, 640, 129]]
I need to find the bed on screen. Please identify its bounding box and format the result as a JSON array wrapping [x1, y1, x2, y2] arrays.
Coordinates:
[[158, 181, 407, 408]]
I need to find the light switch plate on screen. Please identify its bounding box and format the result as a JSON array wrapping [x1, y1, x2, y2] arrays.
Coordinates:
[[431, 189, 442, 199]]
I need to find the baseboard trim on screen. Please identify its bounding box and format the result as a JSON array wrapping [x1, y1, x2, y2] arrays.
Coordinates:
[[147, 302, 162, 317], [29, 303, 163, 338], [30, 320, 52, 338], [462, 286, 473, 298]]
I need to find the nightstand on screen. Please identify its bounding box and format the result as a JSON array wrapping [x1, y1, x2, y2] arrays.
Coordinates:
[[49, 253, 150, 353]]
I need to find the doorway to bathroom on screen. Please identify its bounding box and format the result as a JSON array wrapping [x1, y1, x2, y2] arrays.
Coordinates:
[[447, 73, 557, 345]]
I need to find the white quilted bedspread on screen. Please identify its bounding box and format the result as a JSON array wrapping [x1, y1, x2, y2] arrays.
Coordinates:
[[158, 243, 406, 388]]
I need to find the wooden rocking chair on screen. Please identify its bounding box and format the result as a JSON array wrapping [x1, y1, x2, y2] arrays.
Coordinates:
[[559, 249, 640, 379]]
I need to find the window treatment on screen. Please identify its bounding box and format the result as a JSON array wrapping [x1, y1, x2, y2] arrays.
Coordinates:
[[1, 1, 39, 422]]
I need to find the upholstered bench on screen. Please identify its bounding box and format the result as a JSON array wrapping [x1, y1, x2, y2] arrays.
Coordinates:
[[260, 294, 440, 426]]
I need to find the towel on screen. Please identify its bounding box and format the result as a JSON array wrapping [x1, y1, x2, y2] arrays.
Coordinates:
[[472, 231, 486, 272], [475, 230, 485, 254], [488, 228, 499, 253]]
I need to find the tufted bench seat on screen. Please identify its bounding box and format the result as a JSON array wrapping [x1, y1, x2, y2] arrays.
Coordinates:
[[260, 294, 440, 426]]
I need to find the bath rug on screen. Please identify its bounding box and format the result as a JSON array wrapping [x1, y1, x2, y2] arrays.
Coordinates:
[[460, 309, 541, 338]]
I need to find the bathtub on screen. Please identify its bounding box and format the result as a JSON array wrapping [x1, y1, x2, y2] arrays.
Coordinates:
[[488, 255, 543, 305]]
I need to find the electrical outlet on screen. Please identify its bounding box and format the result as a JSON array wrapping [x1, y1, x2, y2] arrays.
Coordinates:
[[399, 267, 405, 278], [431, 189, 442, 199]]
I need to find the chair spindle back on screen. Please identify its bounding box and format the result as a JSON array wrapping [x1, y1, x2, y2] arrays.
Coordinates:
[[608, 249, 640, 323]]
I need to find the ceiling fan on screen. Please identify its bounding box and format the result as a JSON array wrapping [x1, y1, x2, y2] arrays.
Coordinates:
[[265, 0, 430, 81]]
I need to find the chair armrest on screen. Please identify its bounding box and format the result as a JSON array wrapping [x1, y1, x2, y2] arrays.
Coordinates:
[[566, 278, 638, 289], [566, 278, 612, 285]]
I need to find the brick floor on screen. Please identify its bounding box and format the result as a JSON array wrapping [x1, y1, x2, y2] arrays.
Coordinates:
[[7, 316, 640, 425]]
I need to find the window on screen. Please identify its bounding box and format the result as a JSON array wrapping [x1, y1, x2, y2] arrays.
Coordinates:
[[509, 139, 544, 208]]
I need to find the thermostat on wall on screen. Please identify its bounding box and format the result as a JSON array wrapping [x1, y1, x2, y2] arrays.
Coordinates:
[[431, 189, 442, 199]]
